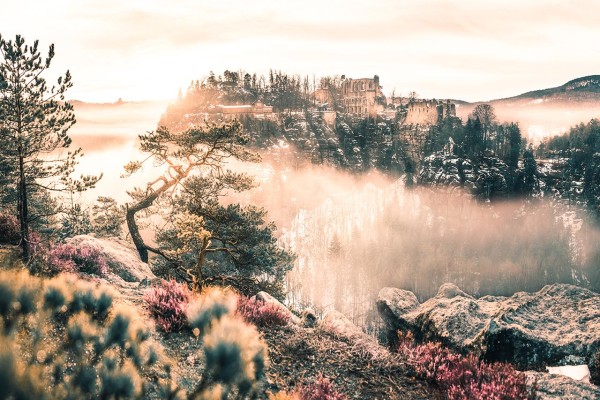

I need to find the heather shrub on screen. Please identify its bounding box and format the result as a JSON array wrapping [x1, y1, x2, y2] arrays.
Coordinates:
[[237, 295, 290, 327], [46, 242, 109, 276], [0, 270, 177, 399], [144, 279, 190, 333], [0, 213, 20, 245], [398, 334, 533, 400], [298, 375, 347, 400]]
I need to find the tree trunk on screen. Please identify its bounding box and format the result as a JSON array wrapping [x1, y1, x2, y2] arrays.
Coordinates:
[[18, 154, 30, 262], [126, 206, 149, 263], [193, 237, 210, 291], [126, 178, 179, 262]]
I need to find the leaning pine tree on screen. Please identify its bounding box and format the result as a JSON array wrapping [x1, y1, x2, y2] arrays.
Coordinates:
[[123, 120, 260, 263], [123, 121, 293, 296], [0, 34, 101, 261]]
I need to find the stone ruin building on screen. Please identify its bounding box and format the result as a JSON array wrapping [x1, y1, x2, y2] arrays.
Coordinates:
[[404, 99, 456, 125], [339, 75, 386, 116]]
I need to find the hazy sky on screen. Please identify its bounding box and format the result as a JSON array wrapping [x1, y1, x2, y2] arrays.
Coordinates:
[[2, 0, 599, 102]]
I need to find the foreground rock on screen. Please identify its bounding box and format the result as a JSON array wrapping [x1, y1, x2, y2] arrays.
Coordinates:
[[68, 235, 156, 283], [377, 283, 600, 374], [254, 291, 301, 325], [527, 371, 600, 399], [321, 310, 393, 362]]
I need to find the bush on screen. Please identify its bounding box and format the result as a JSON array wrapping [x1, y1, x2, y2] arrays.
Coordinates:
[[398, 334, 533, 400], [46, 242, 109, 276], [0, 213, 20, 245], [298, 375, 347, 400], [237, 295, 290, 327], [0, 271, 177, 399], [187, 287, 269, 398], [144, 279, 190, 333]]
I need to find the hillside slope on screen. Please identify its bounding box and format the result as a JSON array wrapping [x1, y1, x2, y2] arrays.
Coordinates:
[[457, 75, 600, 139]]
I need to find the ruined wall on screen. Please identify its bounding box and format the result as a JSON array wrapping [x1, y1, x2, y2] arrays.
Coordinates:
[[314, 88, 334, 105], [405, 100, 456, 125], [340, 76, 385, 116], [322, 110, 336, 126]]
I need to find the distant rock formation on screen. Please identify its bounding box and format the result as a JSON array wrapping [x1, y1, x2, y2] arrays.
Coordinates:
[[377, 283, 600, 378], [418, 152, 512, 199]]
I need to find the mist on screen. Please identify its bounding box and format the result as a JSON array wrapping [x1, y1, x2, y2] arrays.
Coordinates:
[[244, 162, 600, 331], [457, 99, 600, 143], [68, 100, 169, 203]]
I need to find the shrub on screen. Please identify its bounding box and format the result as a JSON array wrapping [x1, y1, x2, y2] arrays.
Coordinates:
[[47, 243, 109, 276], [144, 279, 190, 333], [0, 271, 177, 399], [237, 295, 290, 327], [398, 334, 532, 400], [187, 287, 269, 398], [298, 375, 347, 400], [0, 213, 20, 245]]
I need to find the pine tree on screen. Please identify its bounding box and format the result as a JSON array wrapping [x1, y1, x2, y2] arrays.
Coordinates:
[[90, 196, 123, 238], [0, 34, 100, 261], [155, 173, 294, 296], [123, 120, 260, 262]]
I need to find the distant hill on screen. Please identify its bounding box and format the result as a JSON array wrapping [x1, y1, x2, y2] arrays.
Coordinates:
[[456, 76, 600, 141], [499, 75, 600, 102]]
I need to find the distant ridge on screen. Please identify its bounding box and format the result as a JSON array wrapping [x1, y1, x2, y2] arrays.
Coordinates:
[[455, 76, 600, 137], [492, 75, 600, 103]]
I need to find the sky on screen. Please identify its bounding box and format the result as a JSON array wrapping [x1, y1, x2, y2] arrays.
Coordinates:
[[2, 0, 600, 103]]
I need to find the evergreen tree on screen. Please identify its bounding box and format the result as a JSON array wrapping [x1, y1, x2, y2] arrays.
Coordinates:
[[0, 34, 100, 261], [123, 120, 260, 262], [90, 196, 124, 238], [463, 117, 483, 157], [59, 203, 91, 239], [507, 123, 522, 169], [156, 173, 294, 296], [522, 147, 538, 196]]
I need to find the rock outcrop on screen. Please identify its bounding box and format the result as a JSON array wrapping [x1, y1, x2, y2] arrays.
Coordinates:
[[321, 310, 366, 341], [527, 371, 600, 400], [254, 291, 301, 325], [321, 310, 391, 362], [377, 283, 600, 374], [68, 235, 156, 283]]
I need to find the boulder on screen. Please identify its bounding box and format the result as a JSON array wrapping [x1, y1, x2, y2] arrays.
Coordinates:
[[321, 310, 365, 341], [254, 291, 301, 325], [301, 308, 317, 328], [376, 287, 420, 345], [546, 365, 591, 383], [321, 310, 392, 362], [67, 235, 156, 283], [527, 371, 600, 400], [378, 283, 600, 374]]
